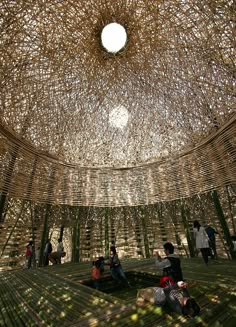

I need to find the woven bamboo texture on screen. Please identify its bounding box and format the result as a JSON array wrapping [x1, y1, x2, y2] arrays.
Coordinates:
[[0, 259, 236, 326], [0, 115, 235, 206], [0, 0, 235, 207]]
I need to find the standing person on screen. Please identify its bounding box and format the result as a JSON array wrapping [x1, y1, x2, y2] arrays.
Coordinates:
[[232, 236, 236, 251], [35, 246, 40, 268], [56, 238, 64, 264], [205, 224, 218, 259], [107, 246, 130, 287], [193, 220, 210, 265], [25, 241, 33, 269], [91, 259, 102, 290], [155, 242, 183, 283], [44, 239, 52, 266]]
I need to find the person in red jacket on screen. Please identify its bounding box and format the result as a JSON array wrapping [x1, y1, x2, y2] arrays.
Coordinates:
[[91, 260, 102, 290], [25, 241, 33, 269]]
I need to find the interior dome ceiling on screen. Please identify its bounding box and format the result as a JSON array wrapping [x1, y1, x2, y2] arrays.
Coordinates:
[[0, 0, 235, 168]]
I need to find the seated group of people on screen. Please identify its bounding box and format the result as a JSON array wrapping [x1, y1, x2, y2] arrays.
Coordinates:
[[92, 242, 200, 319], [137, 242, 200, 318]]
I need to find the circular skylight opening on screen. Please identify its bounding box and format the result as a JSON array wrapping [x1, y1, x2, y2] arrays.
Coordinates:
[[109, 105, 129, 129], [101, 23, 127, 54]]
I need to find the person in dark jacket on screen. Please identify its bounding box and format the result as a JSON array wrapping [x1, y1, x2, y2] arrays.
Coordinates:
[[106, 246, 130, 286], [155, 242, 183, 282], [205, 224, 218, 259], [44, 239, 52, 266], [164, 281, 200, 317]]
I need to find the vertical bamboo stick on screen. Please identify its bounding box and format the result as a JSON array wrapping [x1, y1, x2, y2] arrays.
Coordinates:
[[180, 200, 195, 258], [72, 206, 81, 262], [211, 190, 236, 260]]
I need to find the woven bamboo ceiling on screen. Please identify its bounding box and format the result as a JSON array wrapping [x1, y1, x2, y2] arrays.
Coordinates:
[[0, 0, 235, 207]]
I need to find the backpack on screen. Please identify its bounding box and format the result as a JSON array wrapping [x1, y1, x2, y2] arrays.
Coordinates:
[[137, 287, 166, 306], [91, 266, 101, 280], [163, 256, 183, 282], [154, 287, 167, 306], [205, 226, 215, 239]]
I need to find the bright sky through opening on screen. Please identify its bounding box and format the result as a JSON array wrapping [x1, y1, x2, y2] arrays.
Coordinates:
[[109, 106, 129, 128], [101, 23, 127, 53]]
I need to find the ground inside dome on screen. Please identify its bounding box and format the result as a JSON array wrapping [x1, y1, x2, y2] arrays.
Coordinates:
[[82, 271, 161, 296], [0, 258, 236, 327]]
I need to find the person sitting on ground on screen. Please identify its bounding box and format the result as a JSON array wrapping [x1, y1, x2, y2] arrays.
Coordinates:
[[155, 242, 183, 282], [137, 280, 200, 318], [105, 246, 130, 287], [48, 251, 66, 265]]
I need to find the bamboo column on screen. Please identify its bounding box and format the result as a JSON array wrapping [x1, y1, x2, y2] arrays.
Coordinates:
[[104, 207, 109, 256], [211, 190, 236, 260], [39, 167, 56, 266], [72, 206, 81, 262], [180, 200, 195, 258], [140, 206, 150, 258]]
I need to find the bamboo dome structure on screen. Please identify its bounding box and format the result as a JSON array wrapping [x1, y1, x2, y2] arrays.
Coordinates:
[[0, 0, 235, 207], [0, 0, 236, 270], [1, 3, 236, 326]]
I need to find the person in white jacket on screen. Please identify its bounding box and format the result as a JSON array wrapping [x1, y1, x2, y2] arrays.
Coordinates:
[[56, 238, 64, 264], [193, 220, 210, 265]]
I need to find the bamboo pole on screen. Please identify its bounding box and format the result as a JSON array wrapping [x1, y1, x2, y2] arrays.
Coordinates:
[[0, 145, 19, 223], [39, 167, 56, 266], [226, 186, 236, 235], [140, 206, 150, 258], [104, 207, 109, 256], [180, 200, 195, 258], [72, 206, 81, 263], [211, 190, 236, 260]]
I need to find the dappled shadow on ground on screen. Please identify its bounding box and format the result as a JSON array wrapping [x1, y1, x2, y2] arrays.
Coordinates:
[[0, 258, 235, 326]]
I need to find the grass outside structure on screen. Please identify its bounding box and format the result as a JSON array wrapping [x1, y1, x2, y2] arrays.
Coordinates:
[[0, 258, 235, 327]]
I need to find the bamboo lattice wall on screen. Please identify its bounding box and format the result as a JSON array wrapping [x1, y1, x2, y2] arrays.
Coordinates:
[[0, 115, 235, 207], [0, 1, 235, 269]]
